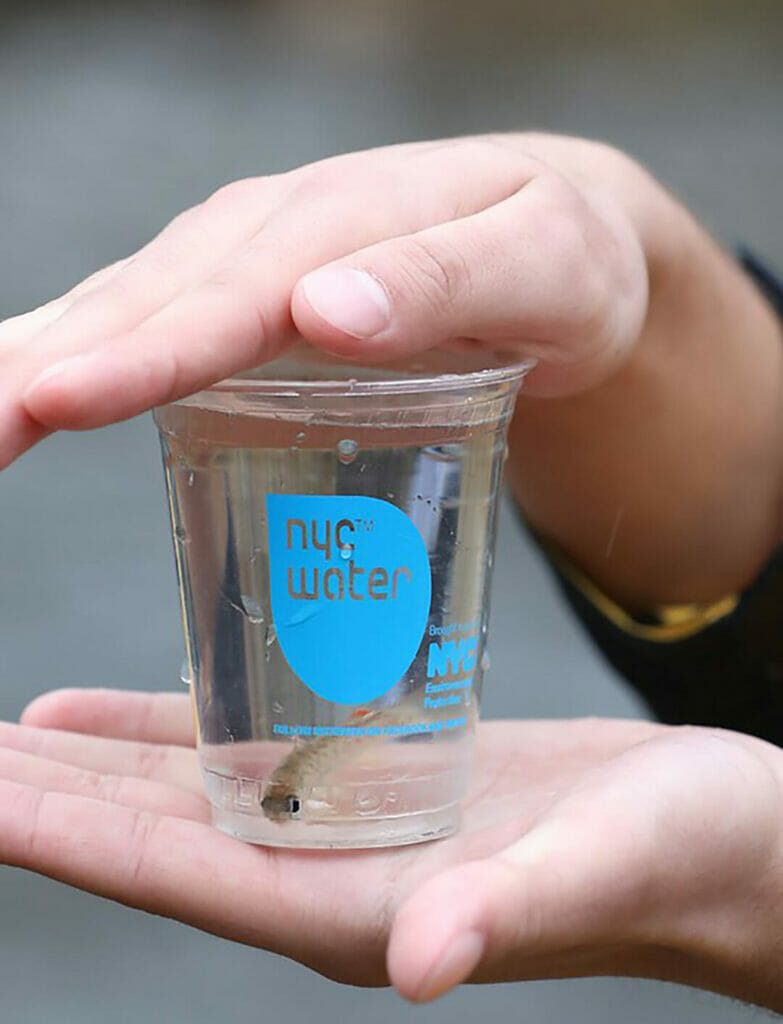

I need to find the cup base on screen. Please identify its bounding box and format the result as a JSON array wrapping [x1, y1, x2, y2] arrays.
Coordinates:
[[210, 801, 460, 849]]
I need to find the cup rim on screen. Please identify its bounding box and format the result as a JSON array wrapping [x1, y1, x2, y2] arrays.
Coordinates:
[[204, 357, 534, 399]]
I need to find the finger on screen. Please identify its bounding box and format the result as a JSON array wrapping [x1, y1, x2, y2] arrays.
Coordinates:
[[0, 779, 353, 970], [0, 257, 132, 355], [0, 259, 131, 467], [3, 180, 281, 462], [0, 745, 207, 822], [0, 779, 263, 939], [292, 173, 648, 397], [14, 179, 278, 375], [1, 204, 258, 468], [22, 689, 195, 747], [21, 139, 537, 429], [0, 721, 201, 793]]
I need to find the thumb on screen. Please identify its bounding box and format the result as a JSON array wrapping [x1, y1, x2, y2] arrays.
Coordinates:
[[386, 815, 655, 1003], [291, 174, 647, 398]]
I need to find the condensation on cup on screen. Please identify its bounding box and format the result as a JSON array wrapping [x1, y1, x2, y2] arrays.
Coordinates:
[[154, 342, 531, 848]]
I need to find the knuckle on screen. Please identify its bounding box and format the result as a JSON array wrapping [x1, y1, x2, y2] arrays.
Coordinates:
[[21, 787, 46, 863], [530, 186, 611, 337], [205, 182, 237, 209], [124, 809, 160, 886], [570, 260, 612, 340], [285, 153, 393, 207], [203, 176, 267, 212], [136, 693, 161, 742], [470, 133, 533, 175], [134, 743, 169, 781], [192, 269, 271, 366], [148, 222, 214, 276], [144, 347, 183, 408], [286, 160, 346, 202], [538, 202, 591, 275], [219, 281, 271, 364], [68, 269, 137, 317], [398, 237, 469, 313], [80, 768, 122, 803], [669, 724, 732, 747]]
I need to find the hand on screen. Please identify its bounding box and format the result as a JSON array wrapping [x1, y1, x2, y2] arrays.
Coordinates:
[[1, 134, 652, 466], [2, 689, 781, 1009], [3, 133, 779, 608]]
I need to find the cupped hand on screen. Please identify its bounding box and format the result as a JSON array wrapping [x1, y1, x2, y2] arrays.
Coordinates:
[[1, 690, 780, 1009], [0, 134, 656, 467]]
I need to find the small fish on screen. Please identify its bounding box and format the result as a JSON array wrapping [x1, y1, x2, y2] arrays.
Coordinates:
[[261, 698, 473, 823]]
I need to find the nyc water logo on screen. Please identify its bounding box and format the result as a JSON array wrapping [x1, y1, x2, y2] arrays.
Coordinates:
[[265, 494, 432, 705]]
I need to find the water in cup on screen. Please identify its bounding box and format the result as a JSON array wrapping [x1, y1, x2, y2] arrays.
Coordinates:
[[155, 347, 528, 848]]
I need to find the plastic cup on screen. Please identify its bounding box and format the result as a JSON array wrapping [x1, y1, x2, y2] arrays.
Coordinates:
[[153, 342, 530, 848]]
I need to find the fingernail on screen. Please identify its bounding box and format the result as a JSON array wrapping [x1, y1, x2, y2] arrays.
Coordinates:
[[300, 267, 391, 339], [415, 931, 485, 1002], [23, 353, 99, 402]]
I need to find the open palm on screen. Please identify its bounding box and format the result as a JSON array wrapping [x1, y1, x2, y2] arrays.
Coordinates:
[[0, 689, 779, 1004]]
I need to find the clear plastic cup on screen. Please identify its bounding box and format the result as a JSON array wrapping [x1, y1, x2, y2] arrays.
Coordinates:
[[154, 342, 530, 849]]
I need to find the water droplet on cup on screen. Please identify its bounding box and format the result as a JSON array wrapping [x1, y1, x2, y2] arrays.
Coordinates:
[[336, 438, 359, 464], [187, 471, 194, 487], [265, 624, 277, 647], [179, 658, 191, 685], [272, 701, 284, 715], [240, 594, 264, 624], [339, 545, 352, 561], [295, 430, 306, 442], [481, 650, 491, 673]]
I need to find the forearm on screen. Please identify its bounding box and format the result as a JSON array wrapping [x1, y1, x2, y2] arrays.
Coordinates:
[[507, 154, 783, 609]]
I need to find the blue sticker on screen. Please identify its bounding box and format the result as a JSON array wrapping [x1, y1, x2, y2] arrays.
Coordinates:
[[265, 495, 432, 705]]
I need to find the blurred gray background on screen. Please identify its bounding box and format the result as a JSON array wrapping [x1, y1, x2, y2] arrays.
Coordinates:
[[1, 1, 780, 1021]]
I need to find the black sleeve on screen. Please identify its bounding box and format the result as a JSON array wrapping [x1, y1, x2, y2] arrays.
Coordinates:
[[545, 544, 783, 747], [525, 250, 783, 747]]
